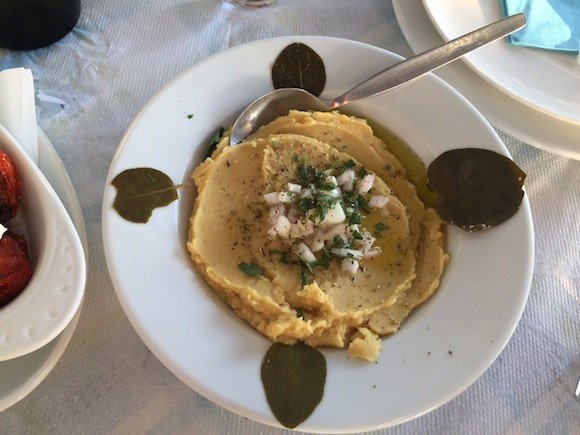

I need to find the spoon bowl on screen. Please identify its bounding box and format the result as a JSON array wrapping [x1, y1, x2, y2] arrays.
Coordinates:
[[230, 13, 526, 145], [0, 125, 86, 362]]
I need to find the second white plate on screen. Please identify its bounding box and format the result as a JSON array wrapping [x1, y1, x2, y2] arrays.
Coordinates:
[[0, 128, 87, 412], [394, 0, 580, 160], [422, 0, 580, 125]]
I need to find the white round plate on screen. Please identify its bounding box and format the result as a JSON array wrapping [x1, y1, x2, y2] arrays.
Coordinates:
[[0, 128, 87, 412], [394, 0, 580, 161], [102, 36, 534, 432], [422, 0, 580, 125]]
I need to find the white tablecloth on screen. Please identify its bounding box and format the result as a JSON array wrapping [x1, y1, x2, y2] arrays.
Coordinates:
[[1, 1, 579, 433]]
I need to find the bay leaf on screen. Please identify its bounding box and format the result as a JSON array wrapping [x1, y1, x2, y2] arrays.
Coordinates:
[[271, 43, 326, 97], [427, 148, 526, 231], [261, 342, 326, 429], [111, 168, 178, 223]]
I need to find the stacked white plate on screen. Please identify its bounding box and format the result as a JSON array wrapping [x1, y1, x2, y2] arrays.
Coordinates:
[[393, 0, 580, 160], [0, 129, 87, 412]]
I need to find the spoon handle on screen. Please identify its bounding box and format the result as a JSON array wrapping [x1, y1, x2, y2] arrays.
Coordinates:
[[331, 13, 526, 107]]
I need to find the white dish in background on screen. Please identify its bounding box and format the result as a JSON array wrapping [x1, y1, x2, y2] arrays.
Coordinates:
[[102, 36, 534, 432], [394, 0, 580, 161], [0, 126, 86, 362], [422, 0, 580, 125], [0, 128, 87, 412]]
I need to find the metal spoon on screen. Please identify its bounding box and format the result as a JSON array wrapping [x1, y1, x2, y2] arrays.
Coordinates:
[[230, 13, 526, 145]]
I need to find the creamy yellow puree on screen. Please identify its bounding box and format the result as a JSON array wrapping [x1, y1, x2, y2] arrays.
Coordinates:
[[188, 111, 449, 361]]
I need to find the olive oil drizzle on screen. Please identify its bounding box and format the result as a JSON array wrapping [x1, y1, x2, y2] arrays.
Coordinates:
[[364, 118, 438, 208]]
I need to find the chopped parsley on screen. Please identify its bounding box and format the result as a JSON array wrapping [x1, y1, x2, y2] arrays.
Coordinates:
[[300, 267, 310, 287], [279, 252, 290, 264], [375, 222, 389, 232], [270, 249, 290, 264], [374, 222, 389, 238], [238, 262, 263, 276], [358, 166, 368, 178], [298, 197, 316, 213], [294, 162, 340, 221], [295, 308, 304, 319], [338, 159, 356, 173], [204, 126, 225, 159], [296, 162, 326, 187], [300, 254, 331, 287]]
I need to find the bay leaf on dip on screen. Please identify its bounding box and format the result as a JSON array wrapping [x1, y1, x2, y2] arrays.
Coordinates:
[[427, 148, 526, 231]]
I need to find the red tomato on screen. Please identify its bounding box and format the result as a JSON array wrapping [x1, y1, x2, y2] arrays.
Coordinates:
[[0, 232, 33, 307], [0, 150, 21, 222]]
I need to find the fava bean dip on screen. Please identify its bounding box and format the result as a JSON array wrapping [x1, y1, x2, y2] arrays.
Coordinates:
[[187, 111, 449, 361]]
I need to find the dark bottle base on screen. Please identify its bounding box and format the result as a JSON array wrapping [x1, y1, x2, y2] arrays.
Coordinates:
[[0, 1, 81, 50]]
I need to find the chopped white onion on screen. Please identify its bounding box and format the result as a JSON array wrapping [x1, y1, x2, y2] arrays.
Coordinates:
[[346, 224, 360, 239], [263, 192, 279, 205], [268, 204, 286, 226], [363, 247, 382, 258], [267, 227, 277, 240], [287, 183, 302, 193], [292, 242, 317, 264], [337, 169, 355, 192], [330, 247, 363, 260], [324, 175, 338, 187], [274, 215, 292, 238], [290, 217, 314, 239], [368, 195, 390, 209], [355, 230, 376, 252], [358, 174, 375, 195], [279, 192, 295, 203], [327, 187, 342, 199], [263, 191, 295, 205], [300, 188, 313, 198], [319, 202, 346, 227], [308, 233, 326, 252], [341, 258, 360, 275], [361, 230, 377, 252]]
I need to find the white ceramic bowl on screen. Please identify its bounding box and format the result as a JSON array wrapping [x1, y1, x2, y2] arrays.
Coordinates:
[[0, 125, 86, 362], [102, 36, 534, 432]]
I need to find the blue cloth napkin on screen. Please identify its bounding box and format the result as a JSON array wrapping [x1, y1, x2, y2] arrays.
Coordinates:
[[501, 0, 580, 52]]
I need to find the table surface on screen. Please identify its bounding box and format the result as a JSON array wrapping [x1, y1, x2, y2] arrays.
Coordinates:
[[1, 1, 579, 433]]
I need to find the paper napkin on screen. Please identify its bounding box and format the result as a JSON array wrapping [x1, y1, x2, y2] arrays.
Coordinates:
[[0, 68, 38, 163], [501, 0, 580, 53]]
